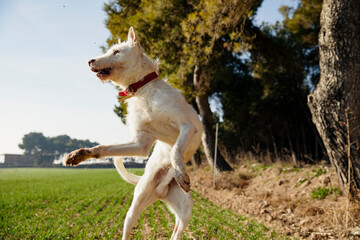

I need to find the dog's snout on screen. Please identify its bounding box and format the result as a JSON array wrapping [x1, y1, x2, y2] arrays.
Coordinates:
[[88, 59, 96, 66]]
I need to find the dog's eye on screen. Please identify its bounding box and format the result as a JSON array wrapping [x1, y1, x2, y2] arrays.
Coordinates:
[[113, 50, 120, 55]]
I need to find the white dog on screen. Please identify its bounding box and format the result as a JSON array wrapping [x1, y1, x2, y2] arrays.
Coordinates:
[[64, 27, 203, 240]]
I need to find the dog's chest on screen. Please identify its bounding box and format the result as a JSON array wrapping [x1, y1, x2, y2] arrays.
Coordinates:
[[130, 102, 174, 125], [127, 97, 180, 142], [128, 98, 155, 120]]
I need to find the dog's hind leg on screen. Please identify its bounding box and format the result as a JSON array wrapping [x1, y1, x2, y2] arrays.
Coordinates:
[[171, 124, 201, 192], [121, 176, 156, 240], [163, 180, 193, 240]]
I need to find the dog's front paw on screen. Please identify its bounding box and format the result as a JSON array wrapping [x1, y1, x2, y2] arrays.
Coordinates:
[[174, 169, 191, 193], [64, 148, 92, 166]]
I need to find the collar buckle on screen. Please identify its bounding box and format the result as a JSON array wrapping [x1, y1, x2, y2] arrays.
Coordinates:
[[126, 85, 135, 95], [118, 71, 158, 102]]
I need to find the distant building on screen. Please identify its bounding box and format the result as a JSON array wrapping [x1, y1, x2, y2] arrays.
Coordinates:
[[0, 154, 35, 167]]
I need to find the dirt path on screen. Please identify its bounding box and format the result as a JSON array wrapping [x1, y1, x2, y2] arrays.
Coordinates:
[[190, 164, 360, 239]]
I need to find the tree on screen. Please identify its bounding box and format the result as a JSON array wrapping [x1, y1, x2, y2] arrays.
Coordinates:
[[18, 132, 48, 165], [308, 0, 360, 197], [19, 132, 99, 165], [178, 0, 263, 171], [279, 0, 322, 86], [215, 0, 325, 163]]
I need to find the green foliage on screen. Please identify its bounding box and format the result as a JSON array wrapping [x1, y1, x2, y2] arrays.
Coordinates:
[[113, 100, 128, 124], [282, 166, 302, 174], [104, 0, 262, 97], [18, 132, 48, 161], [295, 167, 327, 187], [280, 0, 322, 86], [311, 187, 341, 199], [0, 168, 286, 239], [280, 0, 322, 47], [298, 178, 309, 185], [219, 0, 324, 161], [312, 167, 327, 177], [18, 132, 98, 165], [251, 164, 269, 172], [180, 0, 262, 73]]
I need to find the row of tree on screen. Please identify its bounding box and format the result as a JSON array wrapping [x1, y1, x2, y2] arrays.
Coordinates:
[[106, 0, 324, 169], [18, 132, 98, 166]]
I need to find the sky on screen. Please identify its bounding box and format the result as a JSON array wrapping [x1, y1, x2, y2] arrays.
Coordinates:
[[0, 0, 298, 154]]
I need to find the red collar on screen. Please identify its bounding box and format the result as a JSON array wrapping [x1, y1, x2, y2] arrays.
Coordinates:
[[118, 72, 158, 102]]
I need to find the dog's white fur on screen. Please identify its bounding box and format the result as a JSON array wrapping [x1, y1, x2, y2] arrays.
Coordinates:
[[64, 27, 203, 240]]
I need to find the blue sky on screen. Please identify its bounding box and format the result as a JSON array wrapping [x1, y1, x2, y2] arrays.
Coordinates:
[[0, 0, 298, 154]]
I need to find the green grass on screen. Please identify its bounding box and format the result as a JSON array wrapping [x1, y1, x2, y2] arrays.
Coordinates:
[[311, 186, 342, 199], [251, 165, 270, 172], [0, 168, 289, 239], [312, 168, 327, 178], [295, 167, 328, 187]]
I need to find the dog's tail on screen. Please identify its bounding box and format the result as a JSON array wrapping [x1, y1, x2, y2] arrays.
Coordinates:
[[113, 157, 141, 185]]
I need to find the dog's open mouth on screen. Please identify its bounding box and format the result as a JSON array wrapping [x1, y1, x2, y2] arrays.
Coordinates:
[[92, 68, 111, 78]]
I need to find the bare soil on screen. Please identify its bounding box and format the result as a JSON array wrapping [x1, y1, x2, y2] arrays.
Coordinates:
[[189, 163, 360, 239]]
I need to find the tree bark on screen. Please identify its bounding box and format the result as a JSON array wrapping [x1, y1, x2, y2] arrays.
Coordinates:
[[193, 65, 233, 171], [308, 0, 360, 196]]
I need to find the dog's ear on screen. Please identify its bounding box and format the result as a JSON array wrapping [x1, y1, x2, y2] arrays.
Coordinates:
[[118, 38, 121, 44], [127, 27, 137, 45], [127, 27, 143, 54]]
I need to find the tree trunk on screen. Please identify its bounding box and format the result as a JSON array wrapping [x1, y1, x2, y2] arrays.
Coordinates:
[[269, 126, 279, 160], [308, 0, 360, 196], [193, 65, 233, 171], [190, 151, 202, 167], [285, 122, 297, 165]]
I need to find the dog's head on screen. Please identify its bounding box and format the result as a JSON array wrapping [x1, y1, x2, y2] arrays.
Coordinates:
[[88, 27, 144, 87]]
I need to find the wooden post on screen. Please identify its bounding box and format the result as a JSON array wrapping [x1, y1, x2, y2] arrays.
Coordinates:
[[213, 123, 219, 188]]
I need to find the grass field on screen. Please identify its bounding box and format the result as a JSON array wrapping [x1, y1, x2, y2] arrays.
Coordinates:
[[0, 168, 287, 239]]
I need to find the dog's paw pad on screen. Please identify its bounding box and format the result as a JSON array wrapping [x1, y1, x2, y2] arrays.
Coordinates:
[[64, 148, 91, 166], [174, 170, 191, 193]]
